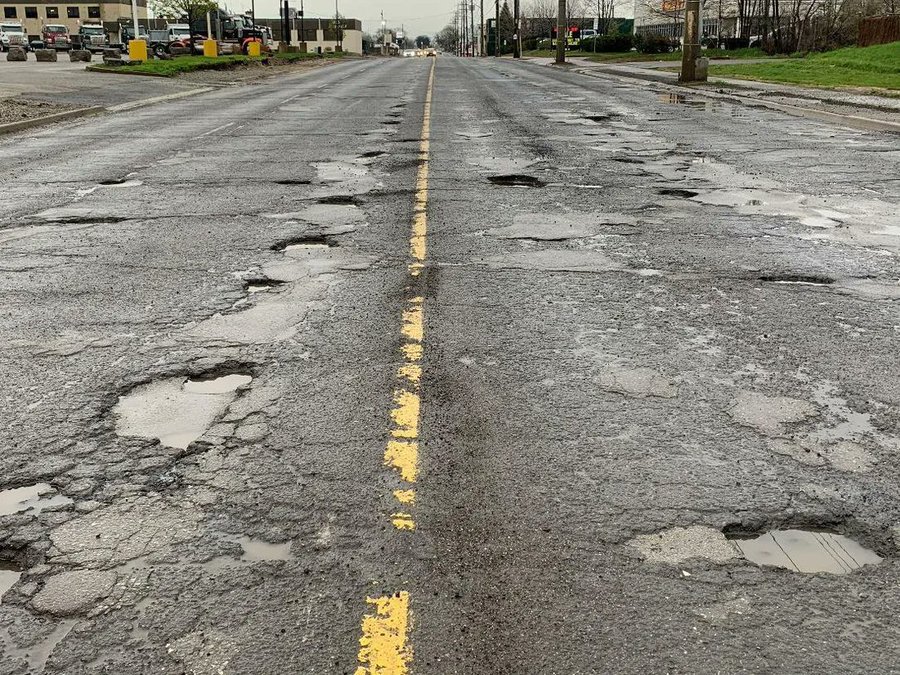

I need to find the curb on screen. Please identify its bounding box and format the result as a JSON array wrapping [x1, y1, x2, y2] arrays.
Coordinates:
[[0, 106, 105, 137], [106, 87, 215, 112], [557, 64, 900, 135]]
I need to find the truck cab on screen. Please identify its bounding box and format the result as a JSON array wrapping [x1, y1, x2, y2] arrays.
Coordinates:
[[0, 21, 27, 51], [78, 24, 108, 52], [42, 24, 72, 50]]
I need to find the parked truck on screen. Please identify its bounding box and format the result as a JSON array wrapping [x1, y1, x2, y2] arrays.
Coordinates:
[[41, 24, 72, 51], [0, 21, 27, 51], [77, 24, 110, 53]]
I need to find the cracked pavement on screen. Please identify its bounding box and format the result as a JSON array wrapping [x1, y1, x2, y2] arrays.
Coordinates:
[[0, 54, 899, 673]]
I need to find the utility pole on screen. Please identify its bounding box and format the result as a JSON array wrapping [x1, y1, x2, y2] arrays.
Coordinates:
[[470, 0, 476, 56], [495, 0, 500, 56], [480, 0, 484, 55], [299, 0, 304, 44], [513, 0, 520, 57], [679, 0, 704, 81], [555, 0, 566, 63]]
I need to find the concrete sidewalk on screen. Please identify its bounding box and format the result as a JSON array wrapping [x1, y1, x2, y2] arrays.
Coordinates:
[[523, 55, 900, 130]]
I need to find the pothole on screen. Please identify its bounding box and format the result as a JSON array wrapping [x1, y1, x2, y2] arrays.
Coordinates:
[[270, 235, 333, 251], [244, 279, 285, 294], [611, 157, 645, 164], [0, 560, 22, 602], [382, 120, 401, 125], [757, 274, 834, 286], [358, 150, 386, 159], [113, 372, 253, 450], [488, 175, 546, 188], [274, 179, 311, 186], [99, 178, 142, 188], [0, 484, 73, 516], [658, 188, 699, 198], [582, 115, 609, 123], [239, 537, 293, 561], [316, 195, 358, 205], [729, 529, 882, 574]]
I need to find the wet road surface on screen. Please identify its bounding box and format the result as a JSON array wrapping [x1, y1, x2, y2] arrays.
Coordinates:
[[1, 55, 899, 673]]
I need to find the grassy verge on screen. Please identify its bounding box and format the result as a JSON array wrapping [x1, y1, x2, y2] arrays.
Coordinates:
[[88, 51, 343, 77], [523, 47, 772, 62], [709, 41, 900, 91]]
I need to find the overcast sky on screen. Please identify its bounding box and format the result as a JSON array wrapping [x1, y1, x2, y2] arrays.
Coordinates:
[[233, 0, 459, 37]]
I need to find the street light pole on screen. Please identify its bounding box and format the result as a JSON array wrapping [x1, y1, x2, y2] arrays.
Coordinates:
[[130, 0, 140, 46], [555, 0, 566, 64]]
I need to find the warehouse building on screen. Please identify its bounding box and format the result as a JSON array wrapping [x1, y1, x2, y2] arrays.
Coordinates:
[[0, 0, 147, 38]]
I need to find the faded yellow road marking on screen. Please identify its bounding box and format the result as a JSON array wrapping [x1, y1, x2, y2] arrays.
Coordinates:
[[354, 592, 412, 675], [355, 57, 435, 675]]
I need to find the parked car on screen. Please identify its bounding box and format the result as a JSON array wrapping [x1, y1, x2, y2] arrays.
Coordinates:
[[0, 21, 28, 51], [41, 24, 72, 51]]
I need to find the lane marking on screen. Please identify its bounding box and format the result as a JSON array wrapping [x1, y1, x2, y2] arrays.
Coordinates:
[[199, 121, 236, 137], [354, 57, 436, 675], [354, 592, 412, 675]]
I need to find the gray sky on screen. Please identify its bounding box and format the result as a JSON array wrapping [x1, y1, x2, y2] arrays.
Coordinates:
[[240, 0, 459, 37]]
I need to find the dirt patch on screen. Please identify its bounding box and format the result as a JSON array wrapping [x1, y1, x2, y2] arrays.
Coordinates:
[[0, 99, 80, 126]]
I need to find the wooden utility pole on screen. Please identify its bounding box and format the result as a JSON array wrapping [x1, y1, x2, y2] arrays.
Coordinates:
[[679, 0, 704, 81], [480, 0, 485, 55], [513, 0, 520, 57], [495, 0, 500, 56], [555, 0, 566, 63]]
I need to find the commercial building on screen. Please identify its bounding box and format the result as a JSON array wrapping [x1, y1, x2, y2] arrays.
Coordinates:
[[256, 17, 363, 54], [0, 0, 146, 38]]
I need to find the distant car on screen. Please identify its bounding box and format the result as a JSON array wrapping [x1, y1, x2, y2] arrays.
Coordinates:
[[402, 49, 416, 57], [426, 48, 436, 56], [42, 24, 72, 50]]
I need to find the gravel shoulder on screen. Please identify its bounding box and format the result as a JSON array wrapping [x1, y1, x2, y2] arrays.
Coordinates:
[[0, 99, 82, 125]]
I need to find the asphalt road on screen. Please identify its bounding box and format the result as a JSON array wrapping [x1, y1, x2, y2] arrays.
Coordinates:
[[0, 55, 899, 674]]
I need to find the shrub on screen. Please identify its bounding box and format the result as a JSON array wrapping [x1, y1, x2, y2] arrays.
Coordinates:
[[635, 33, 678, 53], [581, 33, 635, 52]]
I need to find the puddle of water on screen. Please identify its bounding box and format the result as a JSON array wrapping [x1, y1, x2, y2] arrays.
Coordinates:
[[239, 537, 293, 561], [285, 243, 331, 253], [183, 374, 252, 395], [0, 483, 72, 516], [0, 561, 22, 601], [731, 530, 882, 574], [246, 282, 279, 294], [114, 374, 252, 449]]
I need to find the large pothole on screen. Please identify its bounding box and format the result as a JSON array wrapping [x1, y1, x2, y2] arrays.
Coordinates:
[[114, 372, 253, 450], [630, 524, 883, 575], [0, 483, 72, 516]]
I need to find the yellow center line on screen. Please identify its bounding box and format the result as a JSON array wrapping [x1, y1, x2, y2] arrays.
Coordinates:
[[354, 57, 436, 675]]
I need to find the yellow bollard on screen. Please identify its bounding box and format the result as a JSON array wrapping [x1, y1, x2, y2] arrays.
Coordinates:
[[247, 41, 261, 57], [203, 39, 218, 57], [128, 39, 148, 62]]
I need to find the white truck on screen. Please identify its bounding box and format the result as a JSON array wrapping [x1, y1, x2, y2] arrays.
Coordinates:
[[0, 21, 27, 51]]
